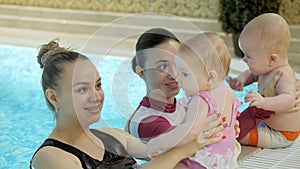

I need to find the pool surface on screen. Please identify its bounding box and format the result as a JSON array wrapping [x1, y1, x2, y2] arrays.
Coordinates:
[[0, 44, 256, 168]]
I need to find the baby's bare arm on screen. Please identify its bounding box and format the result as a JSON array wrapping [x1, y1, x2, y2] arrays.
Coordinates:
[[263, 71, 300, 113], [241, 69, 259, 86], [227, 69, 258, 91], [262, 71, 295, 112], [179, 97, 209, 145]]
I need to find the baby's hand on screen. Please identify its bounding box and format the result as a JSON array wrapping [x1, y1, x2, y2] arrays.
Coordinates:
[[245, 90, 265, 109], [226, 77, 244, 91]]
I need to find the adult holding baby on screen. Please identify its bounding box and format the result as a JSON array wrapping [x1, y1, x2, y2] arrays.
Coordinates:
[[30, 39, 225, 169], [126, 28, 230, 168]]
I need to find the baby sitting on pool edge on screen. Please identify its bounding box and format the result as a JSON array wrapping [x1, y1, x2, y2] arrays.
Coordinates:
[[228, 13, 300, 148]]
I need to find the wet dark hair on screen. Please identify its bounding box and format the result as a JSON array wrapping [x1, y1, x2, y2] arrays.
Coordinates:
[[37, 39, 88, 112], [132, 28, 180, 73]]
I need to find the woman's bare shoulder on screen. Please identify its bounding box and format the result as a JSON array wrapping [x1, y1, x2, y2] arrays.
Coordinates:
[[31, 146, 81, 169]]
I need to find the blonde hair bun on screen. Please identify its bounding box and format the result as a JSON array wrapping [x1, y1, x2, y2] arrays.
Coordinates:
[[37, 39, 67, 68]]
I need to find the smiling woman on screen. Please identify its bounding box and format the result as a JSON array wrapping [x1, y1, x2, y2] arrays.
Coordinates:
[[133, 28, 181, 104], [0, 43, 269, 168], [30, 39, 141, 169], [39, 44, 104, 127], [29, 39, 226, 169], [65, 60, 104, 125], [126, 28, 193, 168], [126, 28, 184, 143]]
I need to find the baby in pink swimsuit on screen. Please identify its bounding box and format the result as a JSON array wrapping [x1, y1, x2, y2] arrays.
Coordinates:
[[148, 32, 241, 169]]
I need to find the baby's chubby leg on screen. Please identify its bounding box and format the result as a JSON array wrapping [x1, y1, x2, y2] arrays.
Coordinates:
[[237, 106, 274, 141], [243, 109, 300, 149], [237, 71, 279, 140], [240, 122, 295, 148]]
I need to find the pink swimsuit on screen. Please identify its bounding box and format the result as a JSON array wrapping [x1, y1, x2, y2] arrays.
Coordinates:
[[186, 91, 241, 169]]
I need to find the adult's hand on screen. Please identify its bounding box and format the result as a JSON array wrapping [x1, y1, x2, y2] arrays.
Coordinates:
[[142, 113, 225, 169], [264, 71, 300, 113], [263, 71, 282, 97], [235, 112, 240, 138], [286, 78, 300, 113], [178, 113, 226, 157], [295, 78, 300, 106]]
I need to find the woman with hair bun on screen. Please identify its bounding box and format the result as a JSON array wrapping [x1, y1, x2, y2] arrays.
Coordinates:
[[30, 39, 225, 169]]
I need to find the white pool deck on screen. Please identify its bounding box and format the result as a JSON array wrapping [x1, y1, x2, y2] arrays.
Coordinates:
[[0, 25, 299, 169], [238, 138, 300, 169]]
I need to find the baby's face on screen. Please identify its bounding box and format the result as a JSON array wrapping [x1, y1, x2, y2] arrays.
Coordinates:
[[239, 34, 271, 75], [175, 49, 208, 96]]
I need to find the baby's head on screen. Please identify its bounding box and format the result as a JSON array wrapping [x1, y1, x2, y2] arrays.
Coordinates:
[[176, 32, 231, 95], [239, 13, 290, 74]]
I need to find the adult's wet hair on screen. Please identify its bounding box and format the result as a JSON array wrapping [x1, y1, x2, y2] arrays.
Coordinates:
[[132, 28, 180, 73], [37, 39, 88, 112]]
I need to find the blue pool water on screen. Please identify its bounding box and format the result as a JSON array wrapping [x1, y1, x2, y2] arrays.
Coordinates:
[[0, 44, 257, 168]]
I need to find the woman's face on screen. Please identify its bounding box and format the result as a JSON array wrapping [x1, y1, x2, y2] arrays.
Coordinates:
[[141, 40, 181, 102], [58, 59, 104, 127]]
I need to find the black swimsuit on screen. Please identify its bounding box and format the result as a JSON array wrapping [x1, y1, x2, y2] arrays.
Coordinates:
[[30, 129, 137, 169]]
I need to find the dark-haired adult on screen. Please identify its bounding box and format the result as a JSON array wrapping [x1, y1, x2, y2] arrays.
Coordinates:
[[126, 28, 231, 168], [126, 28, 300, 168], [30, 39, 225, 169]]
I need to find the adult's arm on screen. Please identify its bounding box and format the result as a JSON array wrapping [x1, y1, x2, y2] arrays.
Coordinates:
[[101, 113, 225, 169], [142, 113, 225, 169]]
